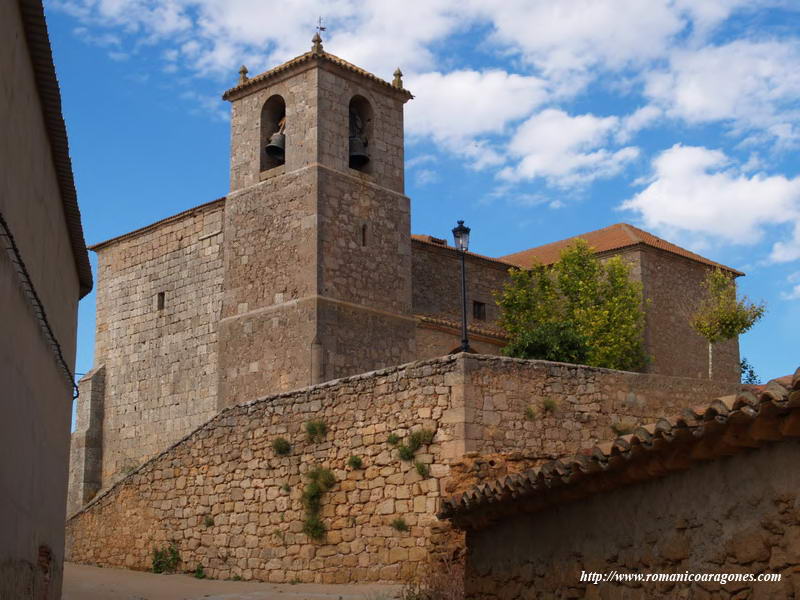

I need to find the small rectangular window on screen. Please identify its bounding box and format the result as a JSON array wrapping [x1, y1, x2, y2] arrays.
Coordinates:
[[473, 300, 486, 320], [361, 224, 368, 247], [157, 292, 165, 311]]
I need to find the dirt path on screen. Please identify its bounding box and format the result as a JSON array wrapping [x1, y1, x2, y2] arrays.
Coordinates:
[[62, 563, 403, 600]]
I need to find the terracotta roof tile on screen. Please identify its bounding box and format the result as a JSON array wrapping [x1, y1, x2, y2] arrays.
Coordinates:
[[439, 367, 800, 529], [223, 49, 413, 102], [411, 235, 516, 270], [500, 222, 743, 276], [415, 314, 508, 340]]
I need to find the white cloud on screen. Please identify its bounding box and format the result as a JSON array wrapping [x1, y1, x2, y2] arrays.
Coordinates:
[[783, 285, 800, 300], [617, 106, 663, 143], [414, 169, 440, 186], [405, 70, 547, 167], [473, 0, 683, 78], [622, 144, 800, 260], [499, 109, 639, 187], [51, 0, 800, 192], [782, 272, 800, 300], [770, 223, 800, 263], [645, 40, 800, 143], [179, 90, 228, 121]]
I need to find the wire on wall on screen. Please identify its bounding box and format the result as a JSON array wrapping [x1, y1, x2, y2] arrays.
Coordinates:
[[0, 210, 79, 399]]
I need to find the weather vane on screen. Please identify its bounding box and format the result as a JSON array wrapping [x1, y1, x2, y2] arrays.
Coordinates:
[[316, 17, 326, 34]]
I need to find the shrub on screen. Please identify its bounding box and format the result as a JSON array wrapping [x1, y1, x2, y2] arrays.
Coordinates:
[[542, 397, 558, 414], [397, 428, 435, 462], [305, 420, 328, 443], [524, 405, 536, 421], [408, 429, 435, 451], [387, 433, 401, 446], [281, 482, 290, 493], [347, 455, 363, 469], [414, 461, 430, 478], [302, 514, 326, 540], [397, 445, 415, 461], [391, 517, 409, 532], [203, 515, 214, 527], [272, 437, 291, 456], [302, 466, 336, 540], [152, 543, 180, 574], [193, 564, 206, 579]]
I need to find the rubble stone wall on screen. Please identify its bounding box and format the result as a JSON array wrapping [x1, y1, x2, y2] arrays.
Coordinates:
[[66, 355, 741, 583], [465, 439, 800, 599], [462, 355, 742, 457]]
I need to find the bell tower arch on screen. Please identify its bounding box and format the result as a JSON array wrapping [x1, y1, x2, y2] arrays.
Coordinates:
[[218, 35, 416, 408]]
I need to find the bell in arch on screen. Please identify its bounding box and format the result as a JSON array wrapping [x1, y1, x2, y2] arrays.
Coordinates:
[[265, 131, 285, 162], [349, 136, 369, 169]]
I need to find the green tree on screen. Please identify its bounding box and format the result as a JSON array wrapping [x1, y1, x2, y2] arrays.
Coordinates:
[[739, 357, 760, 385], [692, 268, 765, 380], [496, 239, 647, 371]]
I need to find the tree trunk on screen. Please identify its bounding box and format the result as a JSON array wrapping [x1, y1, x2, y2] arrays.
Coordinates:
[[708, 342, 713, 380]]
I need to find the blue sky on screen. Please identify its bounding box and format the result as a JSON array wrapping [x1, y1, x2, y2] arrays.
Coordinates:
[[45, 0, 800, 384]]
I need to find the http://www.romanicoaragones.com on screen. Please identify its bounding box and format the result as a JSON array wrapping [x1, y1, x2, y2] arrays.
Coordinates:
[[580, 570, 782, 585]]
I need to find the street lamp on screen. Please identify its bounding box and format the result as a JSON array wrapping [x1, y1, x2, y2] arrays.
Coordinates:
[[452, 220, 472, 353]]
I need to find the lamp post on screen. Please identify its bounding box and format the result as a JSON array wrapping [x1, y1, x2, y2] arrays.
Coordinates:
[[452, 220, 472, 353]]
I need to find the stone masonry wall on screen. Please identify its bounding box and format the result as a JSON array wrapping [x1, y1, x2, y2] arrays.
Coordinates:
[[67, 356, 462, 584], [415, 326, 502, 361], [640, 246, 740, 382], [92, 201, 224, 486], [462, 355, 742, 457], [412, 240, 510, 327], [218, 169, 318, 406], [66, 355, 741, 583], [465, 439, 800, 599]]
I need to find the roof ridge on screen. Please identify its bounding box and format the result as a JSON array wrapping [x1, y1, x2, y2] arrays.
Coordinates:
[[618, 222, 643, 244], [223, 49, 412, 101], [500, 221, 743, 276]]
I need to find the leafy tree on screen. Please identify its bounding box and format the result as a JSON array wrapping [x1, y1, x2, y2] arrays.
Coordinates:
[[692, 268, 765, 379], [739, 357, 760, 385], [496, 239, 647, 371]]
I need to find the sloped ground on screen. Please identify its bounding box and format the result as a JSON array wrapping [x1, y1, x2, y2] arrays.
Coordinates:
[[63, 563, 402, 600]]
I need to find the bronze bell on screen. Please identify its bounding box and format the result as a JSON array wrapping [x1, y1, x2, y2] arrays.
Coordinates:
[[265, 132, 285, 162], [349, 136, 369, 168]]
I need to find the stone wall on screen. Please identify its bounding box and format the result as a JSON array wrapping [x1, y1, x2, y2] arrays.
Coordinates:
[[91, 200, 224, 485], [464, 439, 800, 599], [415, 325, 503, 361], [640, 246, 740, 381], [218, 169, 318, 405], [66, 355, 742, 583], [411, 239, 510, 327], [461, 355, 742, 457], [315, 166, 416, 381], [228, 64, 319, 192], [67, 357, 462, 584], [68, 366, 105, 516]]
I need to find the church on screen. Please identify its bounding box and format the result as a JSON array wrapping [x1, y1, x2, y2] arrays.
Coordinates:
[[69, 34, 742, 516]]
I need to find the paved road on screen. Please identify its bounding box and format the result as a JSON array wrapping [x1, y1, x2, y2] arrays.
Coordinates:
[[63, 563, 402, 600]]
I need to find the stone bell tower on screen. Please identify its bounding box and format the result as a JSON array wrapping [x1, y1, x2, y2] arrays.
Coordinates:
[[217, 34, 416, 407]]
